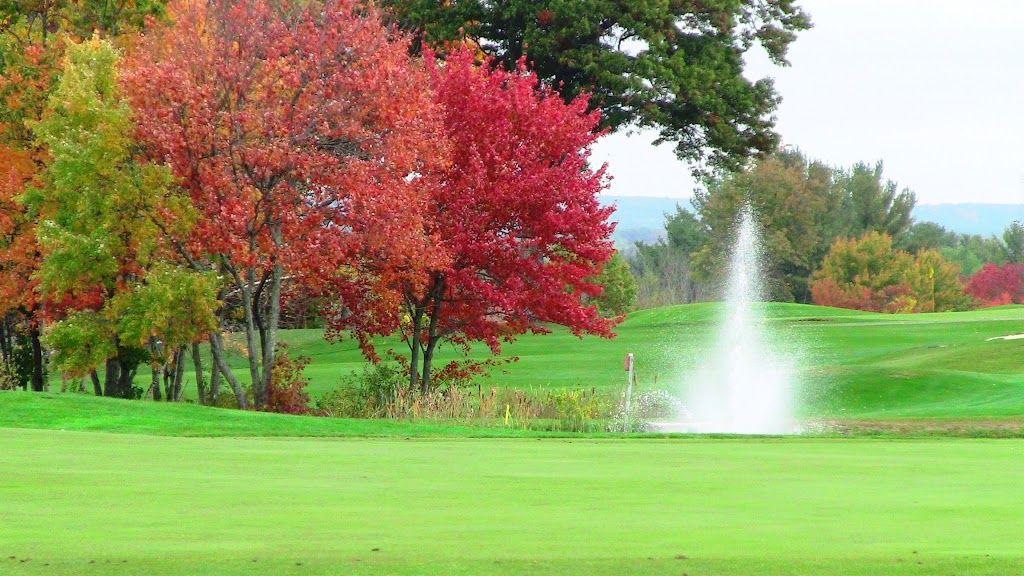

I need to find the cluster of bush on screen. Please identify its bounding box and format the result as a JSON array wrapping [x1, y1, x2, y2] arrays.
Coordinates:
[[810, 231, 1024, 313], [810, 232, 969, 313], [965, 263, 1024, 307], [248, 362, 684, 430]]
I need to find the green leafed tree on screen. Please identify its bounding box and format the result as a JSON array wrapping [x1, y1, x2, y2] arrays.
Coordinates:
[[1001, 221, 1024, 264], [663, 205, 710, 256], [692, 148, 842, 302], [940, 233, 1007, 277], [0, 0, 164, 40], [836, 161, 916, 241], [0, 0, 167, 396], [628, 204, 710, 307], [32, 37, 216, 398], [897, 221, 957, 255], [383, 0, 811, 174], [590, 250, 638, 317]]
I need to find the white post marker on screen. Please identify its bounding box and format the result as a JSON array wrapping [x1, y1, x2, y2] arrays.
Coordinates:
[[623, 353, 635, 432]]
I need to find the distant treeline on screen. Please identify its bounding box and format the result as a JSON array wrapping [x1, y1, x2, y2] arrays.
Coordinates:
[[619, 149, 1024, 311]]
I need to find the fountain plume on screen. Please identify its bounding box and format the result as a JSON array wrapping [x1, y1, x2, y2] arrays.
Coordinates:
[[683, 204, 795, 434]]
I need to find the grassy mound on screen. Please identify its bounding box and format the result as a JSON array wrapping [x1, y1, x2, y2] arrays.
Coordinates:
[[0, 392, 542, 438], [356, 302, 1024, 419], [25, 302, 1024, 421]]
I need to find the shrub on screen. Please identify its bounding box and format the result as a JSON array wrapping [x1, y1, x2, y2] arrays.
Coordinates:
[[811, 232, 969, 312], [966, 263, 1024, 306], [318, 369, 620, 431], [265, 343, 312, 414], [317, 363, 407, 418], [210, 382, 253, 409], [0, 361, 20, 390], [550, 388, 607, 432]]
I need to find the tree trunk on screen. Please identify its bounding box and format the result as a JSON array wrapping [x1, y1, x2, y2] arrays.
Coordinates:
[[208, 342, 222, 404], [0, 317, 10, 365], [150, 361, 162, 401], [209, 330, 249, 409], [90, 370, 102, 396], [162, 362, 171, 400], [259, 230, 285, 407], [420, 280, 445, 395], [407, 304, 424, 391], [208, 291, 227, 405], [29, 325, 44, 392], [233, 266, 264, 406], [192, 342, 206, 405], [254, 275, 268, 374], [103, 357, 120, 397], [4, 317, 14, 364], [421, 336, 439, 395], [116, 348, 136, 398], [171, 347, 186, 401]]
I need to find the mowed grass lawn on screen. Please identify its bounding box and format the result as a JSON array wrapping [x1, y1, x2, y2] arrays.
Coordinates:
[[5, 304, 1024, 574], [2, 428, 1023, 576], [262, 303, 1024, 419], [69, 303, 1024, 420]]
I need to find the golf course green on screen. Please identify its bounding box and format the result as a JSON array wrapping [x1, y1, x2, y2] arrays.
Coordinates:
[[3, 302, 1024, 575]]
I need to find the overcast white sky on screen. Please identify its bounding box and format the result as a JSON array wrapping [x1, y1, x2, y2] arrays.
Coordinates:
[[592, 0, 1024, 205]]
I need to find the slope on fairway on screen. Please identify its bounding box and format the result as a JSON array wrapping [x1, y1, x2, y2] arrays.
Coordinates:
[[2, 428, 1023, 576], [274, 303, 1024, 419], [467, 303, 1024, 418], [0, 391, 543, 438], [38, 303, 1024, 420], [779, 305, 1024, 417]]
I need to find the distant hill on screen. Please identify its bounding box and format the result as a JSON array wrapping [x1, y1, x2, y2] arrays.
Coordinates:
[[600, 196, 689, 245], [600, 195, 1024, 245]]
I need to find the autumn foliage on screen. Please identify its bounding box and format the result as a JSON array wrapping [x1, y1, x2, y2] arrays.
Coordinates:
[[333, 48, 617, 393], [0, 145, 40, 320], [811, 232, 969, 313], [0, 0, 622, 407], [123, 0, 444, 406], [266, 343, 312, 415], [124, 0, 442, 274], [0, 39, 61, 391], [965, 263, 1024, 307]]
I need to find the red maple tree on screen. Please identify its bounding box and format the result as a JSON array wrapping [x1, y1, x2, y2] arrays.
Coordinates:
[[332, 48, 619, 393], [123, 0, 445, 407], [966, 263, 1024, 307]]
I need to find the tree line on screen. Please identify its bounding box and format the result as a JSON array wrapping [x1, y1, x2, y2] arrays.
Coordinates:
[[626, 148, 1024, 312], [0, 0, 810, 406]]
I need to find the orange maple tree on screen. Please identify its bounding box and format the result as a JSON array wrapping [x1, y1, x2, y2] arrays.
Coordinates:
[[124, 0, 445, 407]]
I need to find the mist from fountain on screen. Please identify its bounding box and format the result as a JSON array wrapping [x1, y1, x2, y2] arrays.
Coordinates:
[[682, 205, 795, 434]]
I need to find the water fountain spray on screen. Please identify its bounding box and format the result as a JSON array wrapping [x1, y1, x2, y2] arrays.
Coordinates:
[[682, 204, 796, 434]]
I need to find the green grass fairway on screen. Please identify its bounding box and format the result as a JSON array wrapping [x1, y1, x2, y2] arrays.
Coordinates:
[[270, 303, 1024, 419], [2, 428, 1022, 576], [41, 303, 1024, 422], [0, 391, 545, 437], [6, 304, 1024, 574]]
